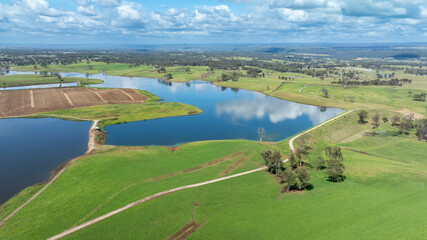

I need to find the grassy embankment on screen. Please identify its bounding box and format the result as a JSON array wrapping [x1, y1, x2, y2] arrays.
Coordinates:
[[0, 74, 103, 87]]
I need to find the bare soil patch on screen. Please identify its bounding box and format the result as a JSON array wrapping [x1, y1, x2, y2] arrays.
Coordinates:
[[0, 88, 147, 118], [152, 152, 243, 181], [168, 145, 182, 152], [219, 157, 248, 175], [395, 109, 424, 119], [167, 221, 201, 240]]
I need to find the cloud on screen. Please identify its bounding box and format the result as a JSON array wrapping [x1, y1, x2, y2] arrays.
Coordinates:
[[216, 94, 343, 125], [77, 5, 97, 16], [0, 0, 427, 43]]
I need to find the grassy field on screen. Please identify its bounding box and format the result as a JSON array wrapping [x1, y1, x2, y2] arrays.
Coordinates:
[[0, 140, 280, 239], [3, 62, 426, 239], [0, 133, 425, 239], [0, 74, 103, 87], [43, 102, 202, 129]]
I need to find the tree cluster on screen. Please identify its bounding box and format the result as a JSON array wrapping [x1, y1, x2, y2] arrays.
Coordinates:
[[261, 150, 311, 192], [412, 93, 426, 102], [219, 72, 239, 82], [332, 78, 412, 87]]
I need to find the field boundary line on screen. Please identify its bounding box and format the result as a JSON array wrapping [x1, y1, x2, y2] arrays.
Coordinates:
[[119, 89, 135, 100], [0, 120, 98, 229], [87, 89, 108, 103], [62, 92, 74, 107], [30, 90, 35, 108]]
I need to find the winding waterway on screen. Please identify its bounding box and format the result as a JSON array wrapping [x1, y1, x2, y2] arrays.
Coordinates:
[[0, 71, 344, 203]]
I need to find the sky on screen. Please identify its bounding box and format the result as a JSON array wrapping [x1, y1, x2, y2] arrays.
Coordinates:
[[0, 0, 427, 45]]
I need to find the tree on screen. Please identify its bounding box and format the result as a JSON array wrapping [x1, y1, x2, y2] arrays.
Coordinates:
[[295, 167, 310, 190], [278, 169, 297, 192], [220, 73, 230, 81], [53, 72, 62, 81], [295, 148, 305, 167], [261, 150, 282, 174], [382, 116, 388, 123], [372, 112, 380, 128], [258, 128, 265, 142], [159, 66, 167, 73], [164, 73, 173, 80], [315, 156, 326, 170], [413, 93, 426, 102], [321, 88, 329, 98], [246, 67, 262, 78], [392, 115, 400, 126], [288, 151, 298, 169], [295, 134, 310, 150], [326, 158, 345, 182], [358, 110, 368, 124], [399, 119, 412, 134], [416, 119, 427, 140], [325, 146, 343, 162], [231, 72, 239, 82]]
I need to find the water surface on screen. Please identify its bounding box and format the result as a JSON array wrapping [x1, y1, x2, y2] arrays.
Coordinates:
[[84, 73, 345, 145], [0, 118, 90, 203], [1, 71, 344, 203]]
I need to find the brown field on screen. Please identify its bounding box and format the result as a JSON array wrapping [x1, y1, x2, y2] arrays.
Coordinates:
[[0, 88, 147, 118]]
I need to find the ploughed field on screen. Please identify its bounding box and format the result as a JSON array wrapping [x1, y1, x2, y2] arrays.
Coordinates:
[[0, 88, 147, 118]]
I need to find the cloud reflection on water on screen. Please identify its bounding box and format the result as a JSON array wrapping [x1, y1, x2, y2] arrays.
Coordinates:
[[216, 95, 342, 125]]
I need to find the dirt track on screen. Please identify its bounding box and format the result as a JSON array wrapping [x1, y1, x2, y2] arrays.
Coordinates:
[[0, 88, 147, 118]]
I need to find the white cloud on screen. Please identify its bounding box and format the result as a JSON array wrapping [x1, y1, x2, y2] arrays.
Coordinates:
[[77, 5, 97, 16], [0, 0, 426, 43], [117, 3, 140, 20], [216, 94, 343, 125]]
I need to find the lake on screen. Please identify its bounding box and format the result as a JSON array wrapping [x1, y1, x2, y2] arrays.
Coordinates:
[[0, 71, 344, 203]]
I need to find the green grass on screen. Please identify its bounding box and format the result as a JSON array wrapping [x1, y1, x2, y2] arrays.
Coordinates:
[[0, 185, 44, 220], [41, 102, 202, 129], [4, 62, 426, 239], [0, 140, 280, 239], [13, 63, 219, 83], [1, 136, 426, 239], [0, 74, 102, 87]]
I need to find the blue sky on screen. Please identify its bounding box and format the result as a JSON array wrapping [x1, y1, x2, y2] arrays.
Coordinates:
[[0, 0, 427, 45]]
